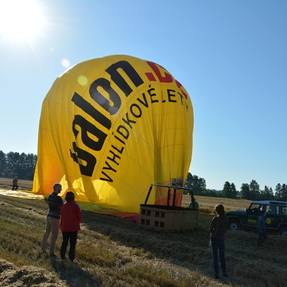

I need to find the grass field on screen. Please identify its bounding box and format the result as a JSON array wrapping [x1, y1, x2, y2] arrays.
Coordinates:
[[0, 178, 286, 286], [183, 195, 251, 211], [0, 177, 33, 190]]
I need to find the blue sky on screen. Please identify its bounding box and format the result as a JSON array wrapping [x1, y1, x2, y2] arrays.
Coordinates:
[[0, 0, 286, 190]]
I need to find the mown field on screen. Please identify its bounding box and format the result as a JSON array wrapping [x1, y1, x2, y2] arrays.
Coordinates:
[[0, 178, 287, 287], [0, 177, 33, 190]]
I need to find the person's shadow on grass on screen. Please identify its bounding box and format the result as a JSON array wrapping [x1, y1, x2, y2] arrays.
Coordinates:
[[50, 256, 101, 287]]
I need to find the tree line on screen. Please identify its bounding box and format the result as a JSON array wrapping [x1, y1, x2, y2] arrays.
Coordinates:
[[0, 150, 286, 201], [0, 150, 37, 180], [185, 172, 287, 201]]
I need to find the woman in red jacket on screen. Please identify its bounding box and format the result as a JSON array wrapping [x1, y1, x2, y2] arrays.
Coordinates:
[[60, 191, 81, 262]]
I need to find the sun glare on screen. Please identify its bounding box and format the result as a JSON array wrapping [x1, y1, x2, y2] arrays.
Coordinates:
[[0, 0, 47, 45]]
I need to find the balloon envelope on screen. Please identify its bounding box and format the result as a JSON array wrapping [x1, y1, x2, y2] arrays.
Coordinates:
[[33, 55, 194, 214]]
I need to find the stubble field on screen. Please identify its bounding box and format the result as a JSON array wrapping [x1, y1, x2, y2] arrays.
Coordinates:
[[0, 178, 286, 287]]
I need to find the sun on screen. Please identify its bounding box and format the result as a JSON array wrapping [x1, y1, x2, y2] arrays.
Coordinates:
[[0, 0, 47, 45]]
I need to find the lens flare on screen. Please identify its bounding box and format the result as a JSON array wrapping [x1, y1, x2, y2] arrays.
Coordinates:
[[77, 75, 88, 86], [61, 58, 71, 69]]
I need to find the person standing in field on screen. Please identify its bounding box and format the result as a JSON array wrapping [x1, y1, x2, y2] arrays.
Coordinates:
[[210, 204, 228, 279], [257, 206, 267, 246], [189, 194, 199, 209], [11, 177, 18, 190], [41, 183, 63, 256], [60, 191, 81, 262]]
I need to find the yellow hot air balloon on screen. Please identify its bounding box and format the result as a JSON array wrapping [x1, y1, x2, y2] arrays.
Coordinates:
[[33, 55, 194, 216]]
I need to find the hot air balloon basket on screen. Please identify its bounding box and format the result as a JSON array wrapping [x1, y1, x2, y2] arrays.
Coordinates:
[[139, 184, 198, 231], [139, 204, 198, 231]]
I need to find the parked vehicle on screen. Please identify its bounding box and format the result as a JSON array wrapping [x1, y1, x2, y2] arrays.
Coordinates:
[[226, 200, 287, 236]]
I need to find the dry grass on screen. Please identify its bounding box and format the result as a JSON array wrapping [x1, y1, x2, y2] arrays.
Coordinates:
[[0, 177, 32, 190], [182, 195, 251, 212], [0, 179, 286, 286], [0, 259, 66, 286]]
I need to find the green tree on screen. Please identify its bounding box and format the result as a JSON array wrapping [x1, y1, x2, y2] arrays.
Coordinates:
[[249, 179, 260, 200], [223, 181, 231, 198], [241, 183, 250, 199], [260, 186, 273, 200], [275, 183, 282, 199], [230, 183, 237, 198], [0, 151, 37, 180], [282, 184, 287, 201], [0, 151, 6, 177], [276, 184, 287, 201], [185, 172, 193, 189], [185, 173, 206, 195], [6, 152, 21, 178]]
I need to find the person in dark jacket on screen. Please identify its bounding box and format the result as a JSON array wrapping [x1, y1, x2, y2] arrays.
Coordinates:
[[41, 183, 63, 256], [60, 191, 81, 262], [189, 194, 199, 209], [210, 204, 227, 279], [12, 177, 18, 190]]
